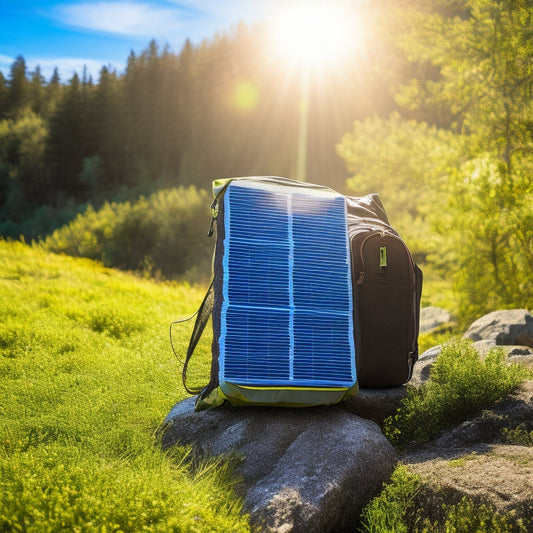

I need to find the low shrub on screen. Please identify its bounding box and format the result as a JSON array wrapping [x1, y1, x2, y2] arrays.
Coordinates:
[[384, 338, 530, 448], [41, 186, 213, 281], [358, 464, 421, 533]]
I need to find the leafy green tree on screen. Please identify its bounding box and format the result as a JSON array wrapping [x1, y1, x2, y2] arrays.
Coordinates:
[[337, 0, 533, 322], [0, 109, 49, 216], [398, 0, 533, 322]]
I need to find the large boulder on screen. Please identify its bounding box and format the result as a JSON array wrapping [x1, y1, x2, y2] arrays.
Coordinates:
[[161, 398, 397, 533], [464, 309, 533, 348], [420, 306, 454, 334]]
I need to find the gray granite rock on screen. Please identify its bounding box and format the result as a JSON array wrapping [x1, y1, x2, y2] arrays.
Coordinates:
[[464, 309, 533, 348], [161, 398, 397, 533], [420, 306, 454, 333]]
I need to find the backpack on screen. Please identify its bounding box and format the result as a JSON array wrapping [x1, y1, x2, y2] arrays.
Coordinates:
[[176, 177, 422, 410], [179, 176, 358, 411], [346, 194, 423, 387]]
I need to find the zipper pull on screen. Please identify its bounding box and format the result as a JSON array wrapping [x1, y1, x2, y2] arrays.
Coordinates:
[[356, 272, 365, 285], [207, 198, 219, 237]]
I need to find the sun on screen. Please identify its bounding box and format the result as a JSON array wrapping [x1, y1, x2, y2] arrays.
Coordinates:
[[271, 0, 365, 70]]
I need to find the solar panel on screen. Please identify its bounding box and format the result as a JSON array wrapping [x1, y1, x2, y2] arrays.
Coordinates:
[[219, 180, 356, 388]]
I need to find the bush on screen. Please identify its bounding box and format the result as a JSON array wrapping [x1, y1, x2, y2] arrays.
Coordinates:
[[384, 338, 530, 447], [41, 186, 213, 281]]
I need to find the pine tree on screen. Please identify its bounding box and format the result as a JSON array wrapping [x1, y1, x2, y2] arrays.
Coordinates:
[[46, 72, 87, 201], [7, 56, 29, 115]]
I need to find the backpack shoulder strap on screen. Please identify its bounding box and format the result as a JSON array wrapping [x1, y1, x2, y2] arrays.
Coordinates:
[[175, 282, 214, 395]]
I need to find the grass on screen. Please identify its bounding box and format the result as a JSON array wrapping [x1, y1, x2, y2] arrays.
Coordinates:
[[0, 239, 250, 532]]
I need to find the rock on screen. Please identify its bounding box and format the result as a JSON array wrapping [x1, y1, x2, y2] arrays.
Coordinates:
[[343, 387, 408, 425], [464, 309, 533, 348], [420, 306, 454, 333], [343, 347, 440, 423], [402, 381, 533, 526], [161, 398, 397, 533], [410, 345, 442, 386], [406, 445, 533, 525]]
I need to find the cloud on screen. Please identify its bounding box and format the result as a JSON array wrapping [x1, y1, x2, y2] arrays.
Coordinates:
[[54, 1, 192, 37]]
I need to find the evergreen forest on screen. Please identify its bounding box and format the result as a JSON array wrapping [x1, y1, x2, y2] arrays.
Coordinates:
[[1, 0, 532, 324]]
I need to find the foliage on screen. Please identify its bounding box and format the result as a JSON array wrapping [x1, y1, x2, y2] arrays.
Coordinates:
[[383, 338, 530, 448], [336, 112, 470, 266], [358, 464, 421, 533], [0, 240, 248, 532], [439, 497, 529, 533], [441, 154, 533, 325], [501, 423, 533, 447], [338, 0, 533, 323], [0, 108, 49, 218], [42, 186, 213, 281], [358, 464, 529, 533]]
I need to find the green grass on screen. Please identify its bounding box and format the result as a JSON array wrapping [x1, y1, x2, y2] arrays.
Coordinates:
[[0, 239, 250, 532]]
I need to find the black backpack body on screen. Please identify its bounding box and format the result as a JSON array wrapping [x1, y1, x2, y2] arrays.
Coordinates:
[[346, 194, 423, 387]]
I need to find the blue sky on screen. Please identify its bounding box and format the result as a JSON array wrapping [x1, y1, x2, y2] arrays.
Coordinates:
[[0, 0, 284, 82]]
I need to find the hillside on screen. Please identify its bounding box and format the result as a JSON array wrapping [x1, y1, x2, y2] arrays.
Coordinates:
[[0, 239, 250, 531]]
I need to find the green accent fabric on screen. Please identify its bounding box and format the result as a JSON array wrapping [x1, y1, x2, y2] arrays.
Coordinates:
[[212, 178, 234, 197], [380, 246, 387, 268], [216, 382, 359, 408], [195, 387, 226, 411]]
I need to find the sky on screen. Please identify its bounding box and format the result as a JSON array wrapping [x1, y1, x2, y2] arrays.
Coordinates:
[[0, 0, 285, 82]]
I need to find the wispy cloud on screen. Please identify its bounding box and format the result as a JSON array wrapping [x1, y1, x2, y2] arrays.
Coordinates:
[[54, 1, 192, 37]]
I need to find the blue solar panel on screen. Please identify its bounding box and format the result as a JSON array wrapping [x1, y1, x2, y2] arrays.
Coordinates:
[[219, 180, 356, 388]]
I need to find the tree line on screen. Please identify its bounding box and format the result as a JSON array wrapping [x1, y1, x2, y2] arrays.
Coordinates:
[[1, 0, 531, 323], [0, 8, 408, 238]]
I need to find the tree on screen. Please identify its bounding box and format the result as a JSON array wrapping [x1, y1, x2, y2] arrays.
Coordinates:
[[0, 109, 49, 216], [29, 65, 46, 115], [86, 66, 126, 192], [6, 56, 29, 115], [46, 72, 88, 201], [396, 0, 533, 322], [0, 72, 8, 118]]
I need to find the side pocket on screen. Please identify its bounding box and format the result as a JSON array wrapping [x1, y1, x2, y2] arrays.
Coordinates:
[[358, 275, 412, 387]]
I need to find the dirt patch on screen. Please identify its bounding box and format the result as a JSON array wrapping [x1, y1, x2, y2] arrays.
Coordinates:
[[405, 445, 533, 518]]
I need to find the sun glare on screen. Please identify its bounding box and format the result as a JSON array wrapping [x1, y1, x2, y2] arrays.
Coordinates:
[[272, 1, 364, 69]]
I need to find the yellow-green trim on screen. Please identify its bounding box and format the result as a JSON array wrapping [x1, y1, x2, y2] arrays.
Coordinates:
[[233, 384, 349, 392]]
